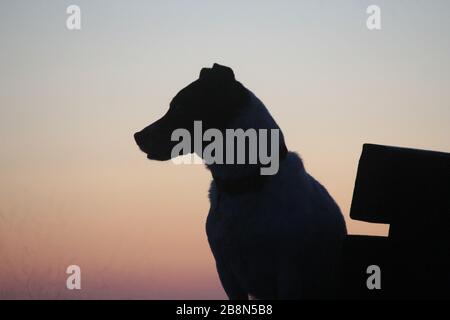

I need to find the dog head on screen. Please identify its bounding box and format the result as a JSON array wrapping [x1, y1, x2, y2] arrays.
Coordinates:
[[134, 63, 249, 160]]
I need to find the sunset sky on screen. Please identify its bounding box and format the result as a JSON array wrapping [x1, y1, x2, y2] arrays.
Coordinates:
[[1, 0, 450, 299]]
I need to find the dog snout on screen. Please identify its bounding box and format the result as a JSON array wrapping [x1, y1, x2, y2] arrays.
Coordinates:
[[134, 131, 143, 146], [134, 120, 174, 161], [134, 130, 151, 153], [135, 130, 153, 152]]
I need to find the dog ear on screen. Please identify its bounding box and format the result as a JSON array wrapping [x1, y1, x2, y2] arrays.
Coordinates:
[[199, 64, 235, 83], [212, 63, 235, 81]]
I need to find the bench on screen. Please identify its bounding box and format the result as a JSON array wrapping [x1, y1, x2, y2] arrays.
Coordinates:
[[340, 144, 450, 299]]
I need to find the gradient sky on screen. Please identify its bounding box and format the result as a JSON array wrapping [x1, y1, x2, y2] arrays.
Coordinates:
[[1, 0, 449, 299]]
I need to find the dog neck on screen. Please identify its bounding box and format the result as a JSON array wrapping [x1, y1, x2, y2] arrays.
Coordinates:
[[207, 92, 288, 194], [211, 146, 288, 194]]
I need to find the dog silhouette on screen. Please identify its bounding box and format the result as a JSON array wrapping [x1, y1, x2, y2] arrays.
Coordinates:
[[134, 64, 347, 299]]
